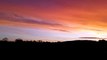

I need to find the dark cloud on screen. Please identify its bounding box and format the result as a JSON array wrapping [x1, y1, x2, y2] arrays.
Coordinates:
[[79, 37, 100, 39], [52, 29, 69, 32], [0, 12, 62, 26]]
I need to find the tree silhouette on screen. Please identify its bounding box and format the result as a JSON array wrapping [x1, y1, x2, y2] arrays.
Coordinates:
[[37, 40, 43, 42], [2, 37, 8, 41], [99, 39, 106, 42], [15, 38, 23, 42]]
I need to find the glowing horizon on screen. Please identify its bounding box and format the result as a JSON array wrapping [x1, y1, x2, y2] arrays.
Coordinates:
[[0, 0, 107, 41]]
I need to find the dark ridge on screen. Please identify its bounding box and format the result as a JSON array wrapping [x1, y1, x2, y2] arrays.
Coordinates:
[[0, 39, 106, 49], [0, 39, 107, 54]]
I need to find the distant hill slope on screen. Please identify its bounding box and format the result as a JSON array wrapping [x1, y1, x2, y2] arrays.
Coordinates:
[[0, 40, 107, 49]]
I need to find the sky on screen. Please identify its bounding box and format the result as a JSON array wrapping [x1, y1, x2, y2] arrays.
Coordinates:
[[0, 0, 107, 41]]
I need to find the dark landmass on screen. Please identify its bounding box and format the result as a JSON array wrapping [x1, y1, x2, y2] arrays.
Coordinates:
[[0, 39, 107, 49], [1, 39, 107, 54]]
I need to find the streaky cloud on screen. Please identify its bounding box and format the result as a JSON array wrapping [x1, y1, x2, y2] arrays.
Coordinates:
[[0, 12, 62, 26], [52, 29, 69, 32], [79, 37, 101, 39]]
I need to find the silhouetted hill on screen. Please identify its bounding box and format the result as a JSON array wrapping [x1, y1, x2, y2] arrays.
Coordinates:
[[0, 40, 107, 54], [0, 39, 107, 49]]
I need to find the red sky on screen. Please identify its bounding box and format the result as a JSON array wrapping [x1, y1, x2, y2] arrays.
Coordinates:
[[0, 0, 107, 41]]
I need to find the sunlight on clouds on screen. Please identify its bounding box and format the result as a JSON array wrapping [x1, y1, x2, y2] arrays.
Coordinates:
[[0, 0, 107, 41], [80, 30, 107, 39]]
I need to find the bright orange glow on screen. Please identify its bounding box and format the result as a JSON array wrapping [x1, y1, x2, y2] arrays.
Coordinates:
[[0, 0, 107, 41]]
